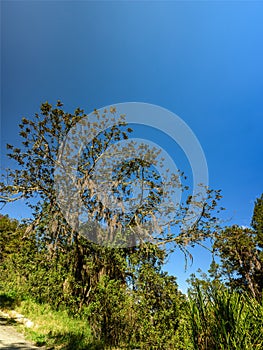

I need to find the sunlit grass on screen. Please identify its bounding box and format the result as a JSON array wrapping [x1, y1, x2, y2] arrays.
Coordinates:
[[0, 291, 102, 349]]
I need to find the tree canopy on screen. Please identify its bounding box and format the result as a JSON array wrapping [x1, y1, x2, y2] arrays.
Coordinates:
[[0, 101, 222, 251]]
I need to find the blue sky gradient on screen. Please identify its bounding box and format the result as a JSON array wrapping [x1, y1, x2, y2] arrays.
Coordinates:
[[1, 1, 263, 292]]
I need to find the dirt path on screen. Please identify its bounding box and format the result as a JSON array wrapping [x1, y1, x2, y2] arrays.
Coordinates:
[[0, 315, 41, 350]]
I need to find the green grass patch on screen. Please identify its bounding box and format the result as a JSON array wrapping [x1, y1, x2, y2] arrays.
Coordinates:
[[0, 291, 103, 349]]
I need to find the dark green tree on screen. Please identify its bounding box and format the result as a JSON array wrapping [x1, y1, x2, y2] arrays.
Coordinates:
[[251, 193, 263, 248], [212, 194, 263, 299]]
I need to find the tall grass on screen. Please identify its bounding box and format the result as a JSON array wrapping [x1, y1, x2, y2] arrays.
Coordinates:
[[188, 285, 263, 350]]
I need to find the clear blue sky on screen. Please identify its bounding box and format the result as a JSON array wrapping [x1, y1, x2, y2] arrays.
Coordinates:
[[1, 1, 263, 292]]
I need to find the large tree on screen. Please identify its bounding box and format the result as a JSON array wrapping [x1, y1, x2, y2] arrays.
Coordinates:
[[0, 100, 221, 250], [0, 101, 224, 347], [0, 101, 222, 311], [212, 194, 263, 299]]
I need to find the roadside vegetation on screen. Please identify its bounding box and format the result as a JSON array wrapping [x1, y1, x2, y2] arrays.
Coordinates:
[[0, 101, 262, 349], [0, 291, 96, 349]]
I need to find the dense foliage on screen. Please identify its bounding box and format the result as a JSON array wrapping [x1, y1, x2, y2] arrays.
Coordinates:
[[0, 101, 262, 349], [2, 211, 262, 349]]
